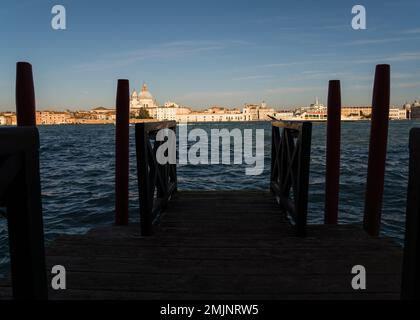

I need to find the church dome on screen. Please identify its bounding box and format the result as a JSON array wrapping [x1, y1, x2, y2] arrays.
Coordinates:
[[139, 83, 153, 100]]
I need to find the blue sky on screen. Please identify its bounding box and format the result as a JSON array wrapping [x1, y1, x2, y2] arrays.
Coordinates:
[[1, 0, 420, 111]]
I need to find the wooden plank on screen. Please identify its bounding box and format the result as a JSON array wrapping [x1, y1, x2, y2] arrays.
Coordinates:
[[46, 290, 399, 300], [45, 272, 399, 295], [45, 242, 401, 263], [44, 255, 401, 275], [0, 190, 403, 300]]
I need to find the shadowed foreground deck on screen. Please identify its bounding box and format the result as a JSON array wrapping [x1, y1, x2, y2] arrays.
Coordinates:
[[1, 191, 403, 299]]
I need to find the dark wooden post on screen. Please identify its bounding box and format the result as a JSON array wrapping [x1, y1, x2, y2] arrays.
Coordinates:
[[296, 122, 312, 237], [16, 62, 36, 126], [1, 64, 47, 299], [9, 62, 47, 299], [6, 130, 48, 300], [324, 80, 341, 224], [401, 128, 420, 300], [136, 123, 152, 236], [270, 125, 277, 194], [363, 64, 391, 236], [115, 80, 129, 225]]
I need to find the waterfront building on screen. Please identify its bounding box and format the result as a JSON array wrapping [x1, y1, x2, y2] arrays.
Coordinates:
[[258, 107, 277, 120], [403, 100, 420, 119], [155, 105, 191, 121], [410, 106, 420, 119], [36, 111, 72, 125], [92, 107, 115, 114], [310, 97, 325, 109], [389, 107, 408, 120], [302, 109, 327, 120], [300, 97, 327, 120], [341, 106, 372, 118], [273, 110, 295, 120], [91, 107, 116, 121], [403, 102, 412, 111], [243, 102, 276, 121], [129, 84, 192, 120], [242, 104, 259, 121], [0, 113, 17, 125], [164, 101, 180, 108], [130, 83, 159, 118], [175, 112, 245, 122]]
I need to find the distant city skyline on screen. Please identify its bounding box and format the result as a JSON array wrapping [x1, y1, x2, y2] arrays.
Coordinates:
[[1, 0, 420, 111]]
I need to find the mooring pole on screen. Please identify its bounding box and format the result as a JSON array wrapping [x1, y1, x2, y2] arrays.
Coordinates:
[[363, 64, 391, 236], [16, 62, 36, 126], [115, 79, 130, 225], [324, 80, 341, 224], [401, 128, 420, 300], [10, 62, 48, 299]]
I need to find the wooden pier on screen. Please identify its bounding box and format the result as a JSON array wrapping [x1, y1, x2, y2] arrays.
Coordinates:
[[1, 191, 403, 300], [1, 62, 419, 300]]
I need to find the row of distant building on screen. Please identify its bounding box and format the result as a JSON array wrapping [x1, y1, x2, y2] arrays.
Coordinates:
[[1, 83, 419, 125]]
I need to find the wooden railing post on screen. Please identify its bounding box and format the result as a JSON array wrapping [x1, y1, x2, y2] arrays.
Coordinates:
[[135, 121, 177, 236], [363, 64, 391, 236], [270, 121, 312, 237], [401, 128, 420, 300], [136, 123, 152, 236], [16, 62, 36, 126], [324, 80, 341, 224], [296, 122, 312, 237], [115, 79, 130, 225], [172, 125, 178, 193], [2, 62, 48, 299], [6, 129, 47, 300], [270, 125, 277, 195]]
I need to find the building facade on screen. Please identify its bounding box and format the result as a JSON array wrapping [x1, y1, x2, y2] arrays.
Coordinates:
[[130, 83, 158, 118], [341, 106, 372, 118], [389, 108, 408, 120], [410, 106, 420, 119], [175, 112, 245, 122], [36, 111, 72, 125], [242, 103, 276, 121]]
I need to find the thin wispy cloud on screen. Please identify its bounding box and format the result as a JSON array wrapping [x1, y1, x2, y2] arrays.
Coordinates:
[[345, 36, 420, 46], [296, 71, 350, 80], [321, 24, 348, 30], [352, 52, 420, 64], [384, 52, 420, 62], [73, 40, 247, 72], [256, 58, 347, 69], [176, 90, 250, 100], [265, 86, 324, 94], [258, 62, 307, 68], [2, 1, 420, 109], [395, 81, 420, 88], [252, 16, 297, 25], [402, 28, 420, 34], [232, 75, 275, 81], [393, 72, 419, 79]]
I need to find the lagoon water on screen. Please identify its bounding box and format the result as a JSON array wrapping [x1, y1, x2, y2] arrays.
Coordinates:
[[0, 121, 418, 278]]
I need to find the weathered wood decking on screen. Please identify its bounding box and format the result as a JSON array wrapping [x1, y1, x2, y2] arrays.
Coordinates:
[[1, 190, 403, 300]]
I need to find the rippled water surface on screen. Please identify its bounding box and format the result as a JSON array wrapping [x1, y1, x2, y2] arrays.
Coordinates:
[[1, 121, 418, 277]]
